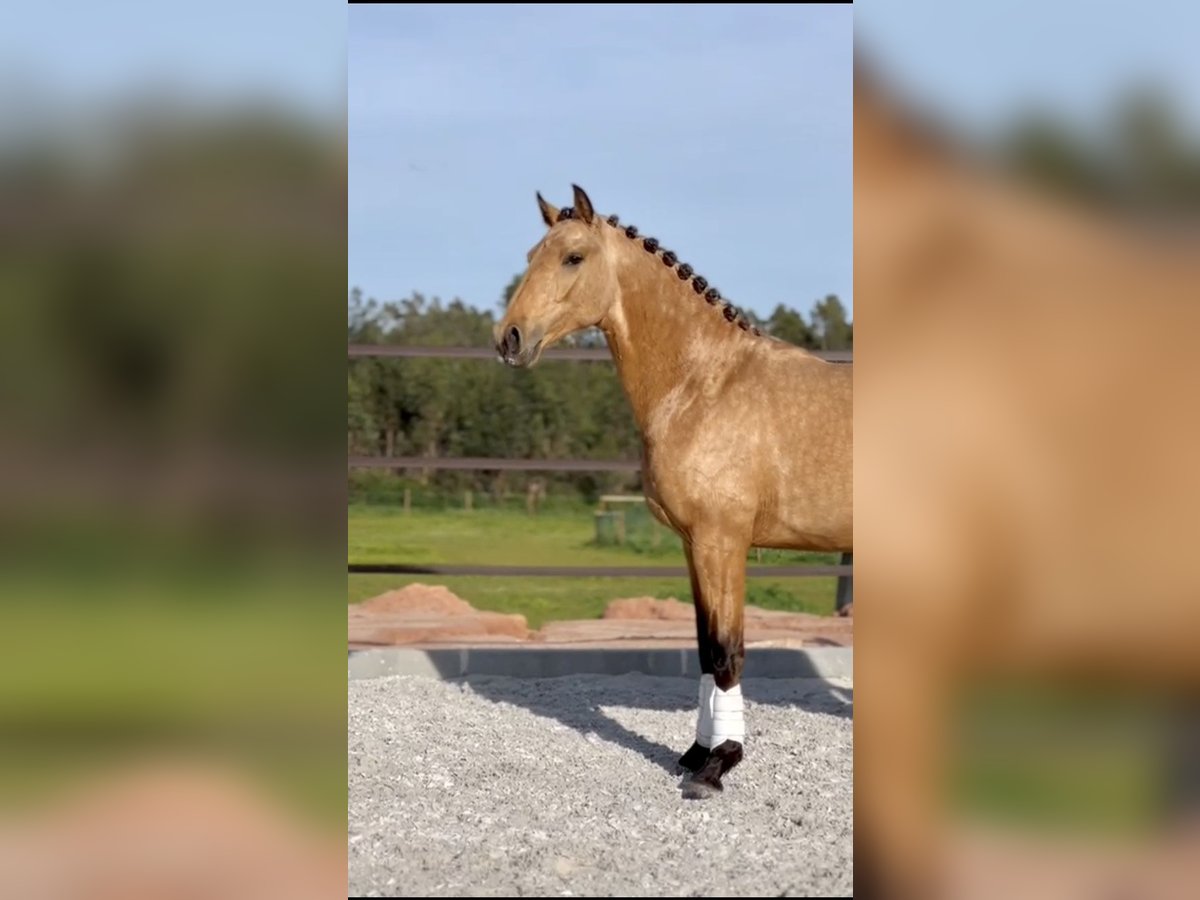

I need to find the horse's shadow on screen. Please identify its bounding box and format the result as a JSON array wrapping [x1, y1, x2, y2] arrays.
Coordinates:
[[411, 647, 853, 775]]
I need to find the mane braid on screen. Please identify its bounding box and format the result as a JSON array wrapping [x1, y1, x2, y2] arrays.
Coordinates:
[[593, 212, 759, 336]]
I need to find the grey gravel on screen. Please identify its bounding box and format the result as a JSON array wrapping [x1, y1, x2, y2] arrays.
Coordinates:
[[349, 673, 853, 897]]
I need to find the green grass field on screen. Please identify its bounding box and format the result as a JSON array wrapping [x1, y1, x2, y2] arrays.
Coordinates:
[[347, 504, 839, 629]]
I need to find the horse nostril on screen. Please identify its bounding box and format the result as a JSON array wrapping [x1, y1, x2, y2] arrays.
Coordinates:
[[505, 325, 521, 354]]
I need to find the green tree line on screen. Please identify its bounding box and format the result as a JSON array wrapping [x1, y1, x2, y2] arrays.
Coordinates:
[[348, 283, 851, 502], [1002, 86, 1200, 217]]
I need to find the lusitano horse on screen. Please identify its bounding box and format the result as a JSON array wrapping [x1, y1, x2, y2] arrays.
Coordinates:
[[495, 185, 852, 798]]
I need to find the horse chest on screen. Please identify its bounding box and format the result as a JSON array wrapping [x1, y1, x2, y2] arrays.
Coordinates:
[[641, 434, 759, 534]]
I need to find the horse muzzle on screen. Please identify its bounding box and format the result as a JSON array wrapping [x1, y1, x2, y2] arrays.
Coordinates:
[[495, 324, 542, 367]]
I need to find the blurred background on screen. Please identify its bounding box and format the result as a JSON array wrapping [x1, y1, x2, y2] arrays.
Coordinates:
[[854, 2, 1200, 898], [0, 2, 346, 897]]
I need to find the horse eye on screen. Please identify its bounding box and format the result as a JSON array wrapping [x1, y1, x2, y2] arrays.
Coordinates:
[[564, 253, 584, 266]]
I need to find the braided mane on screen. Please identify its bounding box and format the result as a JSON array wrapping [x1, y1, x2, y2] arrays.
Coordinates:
[[556, 206, 762, 336]]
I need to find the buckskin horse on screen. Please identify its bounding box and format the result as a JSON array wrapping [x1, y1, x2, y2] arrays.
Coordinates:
[[495, 185, 852, 799]]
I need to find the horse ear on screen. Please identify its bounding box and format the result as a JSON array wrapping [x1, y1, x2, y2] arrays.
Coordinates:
[[571, 184, 595, 225], [536, 192, 559, 228]]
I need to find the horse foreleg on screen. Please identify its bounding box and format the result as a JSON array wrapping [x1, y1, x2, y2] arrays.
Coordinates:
[[677, 541, 712, 773], [680, 533, 747, 799]]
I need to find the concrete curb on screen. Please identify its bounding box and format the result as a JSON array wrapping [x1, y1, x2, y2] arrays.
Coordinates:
[[348, 645, 853, 681]]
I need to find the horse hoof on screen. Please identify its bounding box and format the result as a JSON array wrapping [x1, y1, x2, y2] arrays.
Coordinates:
[[682, 739, 744, 799], [677, 741, 709, 773], [707, 739, 744, 776], [681, 774, 723, 800]]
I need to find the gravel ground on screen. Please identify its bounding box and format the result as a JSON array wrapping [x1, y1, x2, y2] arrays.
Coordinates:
[[349, 672, 853, 897]]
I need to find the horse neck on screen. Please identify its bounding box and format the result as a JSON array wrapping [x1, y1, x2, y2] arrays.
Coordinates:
[[597, 239, 742, 432]]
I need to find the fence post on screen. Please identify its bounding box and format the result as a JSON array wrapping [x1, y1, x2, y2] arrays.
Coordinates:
[[526, 479, 544, 516], [403, 488, 411, 515], [835, 551, 853, 616]]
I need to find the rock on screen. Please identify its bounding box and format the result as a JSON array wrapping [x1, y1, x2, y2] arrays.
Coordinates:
[[350, 584, 529, 644], [602, 597, 690, 620], [536, 619, 696, 643], [349, 587, 849, 648], [591, 597, 852, 647], [356, 584, 476, 616]]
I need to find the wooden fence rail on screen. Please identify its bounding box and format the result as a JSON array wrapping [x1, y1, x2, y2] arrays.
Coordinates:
[[349, 344, 852, 363], [350, 563, 852, 578], [350, 456, 641, 472]]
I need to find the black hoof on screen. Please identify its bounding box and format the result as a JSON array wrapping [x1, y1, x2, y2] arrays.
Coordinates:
[[681, 740, 743, 799], [677, 741, 709, 774], [682, 776, 722, 800]]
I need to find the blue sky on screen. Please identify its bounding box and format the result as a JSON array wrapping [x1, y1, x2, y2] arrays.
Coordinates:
[[0, 0, 345, 119], [349, 4, 853, 319], [855, 1, 1200, 140]]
